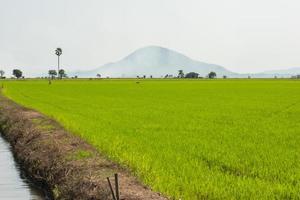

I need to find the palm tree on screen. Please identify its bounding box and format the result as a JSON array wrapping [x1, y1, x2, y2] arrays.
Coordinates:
[[55, 48, 62, 78]]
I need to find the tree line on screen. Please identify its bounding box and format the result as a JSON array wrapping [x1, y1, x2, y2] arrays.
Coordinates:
[[0, 68, 68, 79], [0, 69, 23, 79], [0, 69, 217, 79], [168, 70, 217, 79], [180, 70, 217, 79], [135, 71, 218, 79]]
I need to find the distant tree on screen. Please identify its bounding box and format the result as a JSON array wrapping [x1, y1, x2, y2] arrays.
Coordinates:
[[0, 70, 4, 78], [208, 71, 217, 79], [55, 48, 62, 78], [96, 74, 101, 78], [143, 75, 146, 79], [137, 76, 140, 79], [13, 69, 22, 79], [164, 74, 169, 78], [58, 69, 66, 78], [185, 72, 199, 78], [75, 75, 78, 79], [223, 75, 227, 79], [150, 75, 153, 78], [48, 70, 57, 79], [178, 70, 184, 78], [248, 76, 251, 79]]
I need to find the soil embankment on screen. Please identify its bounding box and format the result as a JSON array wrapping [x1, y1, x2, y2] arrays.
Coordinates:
[[0, 94, 166, 200]]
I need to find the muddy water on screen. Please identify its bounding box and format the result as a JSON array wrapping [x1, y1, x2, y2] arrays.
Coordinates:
[[0, 136, 45, 200]]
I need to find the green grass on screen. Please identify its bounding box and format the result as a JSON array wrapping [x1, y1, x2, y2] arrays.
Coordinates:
[[66, 149, 94, 161], [2, 79, 300, 199]]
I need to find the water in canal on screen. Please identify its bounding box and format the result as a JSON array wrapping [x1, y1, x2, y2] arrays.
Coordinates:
[[0, 135, 45, 200]]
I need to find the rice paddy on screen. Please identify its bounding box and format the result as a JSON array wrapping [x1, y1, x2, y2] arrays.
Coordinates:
[[2, 79, 300, 199]]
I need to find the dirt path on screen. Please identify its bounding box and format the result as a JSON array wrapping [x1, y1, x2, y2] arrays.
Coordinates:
[[0, 94, 167, 200]]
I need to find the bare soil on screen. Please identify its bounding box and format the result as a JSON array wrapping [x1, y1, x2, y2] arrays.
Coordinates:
[[0, 94, 167, 200]]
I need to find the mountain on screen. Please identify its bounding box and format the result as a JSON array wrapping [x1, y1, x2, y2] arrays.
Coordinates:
[[258, 67, 300, 77], [235, 67, 300, 78], [71, 46, 235, 78]]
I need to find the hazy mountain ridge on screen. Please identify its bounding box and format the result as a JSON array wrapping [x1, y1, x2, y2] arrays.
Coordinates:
[[71, 46, 236, 78], [242, 67, 300, 78], [69, 46, 300, 78], [261, 67, 300, 75]]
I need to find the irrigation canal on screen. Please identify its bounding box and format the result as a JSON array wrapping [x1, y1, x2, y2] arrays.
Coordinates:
[[0, 135, 45, 200]]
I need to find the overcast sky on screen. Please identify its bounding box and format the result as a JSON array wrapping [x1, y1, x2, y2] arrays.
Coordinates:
[[0, 0, 300, 76]]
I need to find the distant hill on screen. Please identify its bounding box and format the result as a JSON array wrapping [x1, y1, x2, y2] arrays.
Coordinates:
[[234, 67, 300, 78], [257, 67, 300, 77], [71, 46, 236, 78]]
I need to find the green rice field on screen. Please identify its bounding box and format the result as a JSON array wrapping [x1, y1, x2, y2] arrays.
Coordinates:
[[2, 79, 300, 199]]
